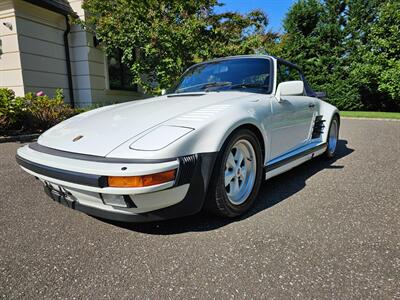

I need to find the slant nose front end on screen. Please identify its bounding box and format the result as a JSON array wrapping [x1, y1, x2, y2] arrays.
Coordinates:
[[16, 143, 217, 222]]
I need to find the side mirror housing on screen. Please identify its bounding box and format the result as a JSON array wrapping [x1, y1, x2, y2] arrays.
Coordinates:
[[276, 81, 304, 102]]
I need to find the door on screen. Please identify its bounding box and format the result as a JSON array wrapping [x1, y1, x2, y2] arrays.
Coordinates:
[[268, 62, 316, 159]]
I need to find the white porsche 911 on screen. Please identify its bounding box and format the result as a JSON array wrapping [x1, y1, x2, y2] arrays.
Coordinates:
[[16, 55, 339, 222]]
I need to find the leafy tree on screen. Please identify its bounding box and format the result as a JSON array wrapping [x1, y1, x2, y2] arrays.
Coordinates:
[[81, 0, 399, 111], [206, 10, 278, 57], [82, 1, 216, 93], [280, 0, 400, 111], [348, 0, 400, 110], [81, 0, 275, 93], [277, 0, 355, 109]]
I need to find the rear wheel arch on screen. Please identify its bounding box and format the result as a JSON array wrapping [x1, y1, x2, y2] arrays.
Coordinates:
[[325, 112, 340, 140], [334, 112, 340, 127], [324, 113, 340, 159]]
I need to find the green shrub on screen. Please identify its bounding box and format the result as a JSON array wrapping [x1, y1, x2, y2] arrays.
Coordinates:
[[0, 88, 26, 130], [0, 88, 81, 133], [0, 88, 15, 106], [55, 88, 65, 101], [24, 94, 78, 131]]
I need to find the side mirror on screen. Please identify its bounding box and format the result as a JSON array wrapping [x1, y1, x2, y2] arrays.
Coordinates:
[[276, 81, 304, 102], [161, 89, 167, 95]]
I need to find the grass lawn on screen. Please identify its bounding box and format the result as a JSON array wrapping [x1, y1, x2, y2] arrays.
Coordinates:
[[341, 111, 400, 120]]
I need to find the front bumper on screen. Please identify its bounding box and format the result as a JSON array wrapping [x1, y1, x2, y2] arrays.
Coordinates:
[[16, 143, 217, 222]]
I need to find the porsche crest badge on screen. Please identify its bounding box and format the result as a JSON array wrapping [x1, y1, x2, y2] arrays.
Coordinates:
[[72, 135, 83, 142]]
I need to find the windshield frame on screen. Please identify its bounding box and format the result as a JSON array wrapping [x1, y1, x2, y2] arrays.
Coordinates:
[[171, 57, 274, 95]]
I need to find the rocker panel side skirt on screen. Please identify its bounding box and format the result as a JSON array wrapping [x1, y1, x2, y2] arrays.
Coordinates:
[[264, 143, 327, 179]]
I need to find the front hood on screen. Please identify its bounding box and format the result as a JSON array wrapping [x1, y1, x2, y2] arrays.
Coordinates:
[[38, 92, 249, 156]]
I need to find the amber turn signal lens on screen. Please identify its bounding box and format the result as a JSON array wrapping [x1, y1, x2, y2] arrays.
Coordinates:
[[108, 169, 176, 188]]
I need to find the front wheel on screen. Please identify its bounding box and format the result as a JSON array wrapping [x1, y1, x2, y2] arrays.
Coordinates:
[[206, 129, 263, 218]]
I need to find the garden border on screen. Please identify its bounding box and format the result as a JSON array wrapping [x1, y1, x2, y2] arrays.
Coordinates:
[[0, 134, 40, 144]]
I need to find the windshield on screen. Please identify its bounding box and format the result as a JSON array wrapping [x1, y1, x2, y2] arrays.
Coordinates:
[[172, 58, 272, 94]]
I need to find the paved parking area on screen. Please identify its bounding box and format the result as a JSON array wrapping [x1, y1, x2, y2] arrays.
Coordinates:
[[1, 119, 399, 299]]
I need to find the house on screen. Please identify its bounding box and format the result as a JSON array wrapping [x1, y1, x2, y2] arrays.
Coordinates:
[[0, 0, 143, 107]]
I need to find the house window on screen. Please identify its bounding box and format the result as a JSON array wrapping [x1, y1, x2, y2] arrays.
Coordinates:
[[107, 49, 137, 91]]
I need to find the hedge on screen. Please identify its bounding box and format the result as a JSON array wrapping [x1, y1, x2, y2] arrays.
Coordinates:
[[0, 88, 84, 134]]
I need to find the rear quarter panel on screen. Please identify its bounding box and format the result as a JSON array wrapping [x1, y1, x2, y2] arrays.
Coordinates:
[[318, 99, 340, 142]]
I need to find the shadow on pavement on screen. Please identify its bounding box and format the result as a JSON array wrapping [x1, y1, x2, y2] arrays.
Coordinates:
[[99, 140, 354, 235]]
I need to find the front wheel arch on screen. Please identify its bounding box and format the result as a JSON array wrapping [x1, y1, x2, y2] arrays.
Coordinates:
[[205, 128, 264, 217], [219, 123, 266, 164]]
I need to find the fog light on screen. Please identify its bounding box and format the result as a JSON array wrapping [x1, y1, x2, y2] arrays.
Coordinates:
[[102, 194, 130, 207], [107, 169, 177, 188], [101, 194, 136, 208]]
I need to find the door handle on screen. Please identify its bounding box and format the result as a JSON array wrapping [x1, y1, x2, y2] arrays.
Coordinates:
[[308, 103, 315, 108]]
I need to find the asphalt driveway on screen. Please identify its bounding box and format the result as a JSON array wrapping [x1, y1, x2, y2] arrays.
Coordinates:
[[1, 119, 399, 299]]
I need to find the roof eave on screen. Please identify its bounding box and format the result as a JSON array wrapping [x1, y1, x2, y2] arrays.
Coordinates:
[[23, 0, 77, 16]]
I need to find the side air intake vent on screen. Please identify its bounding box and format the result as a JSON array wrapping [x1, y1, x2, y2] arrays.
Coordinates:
[[176, 155, 197, 185], [312, 115, 325, 139]]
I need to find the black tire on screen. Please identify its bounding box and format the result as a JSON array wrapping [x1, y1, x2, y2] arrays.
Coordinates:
[[324, 115, 340, 159], [206, 129, 263, 218]]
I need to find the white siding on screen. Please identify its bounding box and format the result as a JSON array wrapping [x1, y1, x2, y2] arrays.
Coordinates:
[[72, 74, 91, 89], [17, 16, 65, 42], [0, 69, 23, 87], [23, 70, 69, 89], [69, 25, 93, 105], [19, 35, 66, 60], [0, 0, 24, 95], [0, 33, 20, 53], [0, 51, 20, 70], [14, 0, 70, 100], [20, 52, 67, 75]]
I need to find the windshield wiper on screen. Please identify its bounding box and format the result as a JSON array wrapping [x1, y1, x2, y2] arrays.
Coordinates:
[[201, 81, 232, 91], [175, 82, 209, 93], [175, 81, 266, 93], [229, 83, 269, 90], [174, 81, 232, 93]]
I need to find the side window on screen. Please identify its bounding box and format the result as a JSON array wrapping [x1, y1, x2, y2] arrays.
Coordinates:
[[277, 63, 302, 85], [301, 74, 315, 96]]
